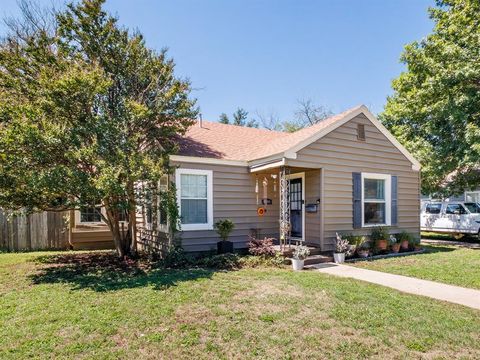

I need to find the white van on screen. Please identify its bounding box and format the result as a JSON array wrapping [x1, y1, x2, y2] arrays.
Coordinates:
[[421, 201, 480, 239]]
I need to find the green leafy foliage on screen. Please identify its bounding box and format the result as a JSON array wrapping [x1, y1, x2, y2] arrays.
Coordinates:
[[382, 0, 480, 196], [0, 0, 198, 256], [213, 219, 235, 242], [217, 108, 258, 128], [370, 226, 389, 242]]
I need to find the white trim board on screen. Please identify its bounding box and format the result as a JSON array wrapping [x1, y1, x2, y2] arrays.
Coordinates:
[[287, 172, 306, 242], [361, 172, 392, 228], [175, 168, 214, 231], [170, 155, 247, 167]]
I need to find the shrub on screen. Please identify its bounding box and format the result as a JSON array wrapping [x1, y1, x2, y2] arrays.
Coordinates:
[[292, 245, 310, 260], [248, 236, 276, 257], [214, 219, 235, 242], [162, 246, 193, 268]]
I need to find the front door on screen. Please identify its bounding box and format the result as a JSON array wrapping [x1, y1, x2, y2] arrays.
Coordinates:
[[290, 177, 303, 239]]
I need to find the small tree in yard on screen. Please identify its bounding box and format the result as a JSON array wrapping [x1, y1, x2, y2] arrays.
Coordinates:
[[0, 0, 198, 257], [214, 219, 235, 242]]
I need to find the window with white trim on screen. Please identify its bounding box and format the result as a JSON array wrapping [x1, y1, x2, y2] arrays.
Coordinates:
[[362, 173, 391, 226], [176, 169, 213, 230]]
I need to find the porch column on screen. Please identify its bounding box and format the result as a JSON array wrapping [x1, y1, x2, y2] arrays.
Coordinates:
[[279, 165, 291, 249]]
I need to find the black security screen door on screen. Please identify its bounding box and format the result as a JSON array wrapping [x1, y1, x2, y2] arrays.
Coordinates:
[[290, 178, 303, 238]]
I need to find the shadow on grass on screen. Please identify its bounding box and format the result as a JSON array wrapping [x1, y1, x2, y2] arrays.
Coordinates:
[[28, 252, 217, 292], [422, 245, 456, 254]]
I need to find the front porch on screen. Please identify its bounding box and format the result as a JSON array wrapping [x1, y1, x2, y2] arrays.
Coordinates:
[[250, 164, 324, 250]]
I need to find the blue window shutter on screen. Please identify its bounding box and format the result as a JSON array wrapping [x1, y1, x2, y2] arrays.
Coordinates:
[[391, 176, 398, 226], [353, 173, 362, 229]]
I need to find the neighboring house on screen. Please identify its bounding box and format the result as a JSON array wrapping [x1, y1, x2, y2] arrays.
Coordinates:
[[66, 104, 421, 252]]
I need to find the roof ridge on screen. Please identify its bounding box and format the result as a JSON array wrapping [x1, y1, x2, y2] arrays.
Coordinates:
[[195, 119, 286, 135]]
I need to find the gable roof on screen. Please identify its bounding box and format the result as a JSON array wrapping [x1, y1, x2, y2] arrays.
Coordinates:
[[174, 105, 421, 170]]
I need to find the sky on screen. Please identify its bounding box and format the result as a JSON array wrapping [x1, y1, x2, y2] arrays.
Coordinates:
[[1, 0, 435, 123]]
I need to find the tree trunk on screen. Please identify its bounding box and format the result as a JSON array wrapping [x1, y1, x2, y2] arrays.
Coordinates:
[[104, 202, 132, 258], [127, 181, 137, 256]]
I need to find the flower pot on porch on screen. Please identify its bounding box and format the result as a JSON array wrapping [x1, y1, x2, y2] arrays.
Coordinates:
[[291, 258, 305, 271], [217, 240, 234, 254], [333, 253, 345, 264], [375, 239, 388, 251], [391, 243, 401, 253], [400, 240, 409, 251]]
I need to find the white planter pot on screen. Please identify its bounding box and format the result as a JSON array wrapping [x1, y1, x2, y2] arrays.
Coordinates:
[[291, 258, 305, 271], [333, 253, 345, 264]]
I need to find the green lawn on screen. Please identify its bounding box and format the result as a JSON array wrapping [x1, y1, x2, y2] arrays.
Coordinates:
[[354, 244, 480, 290], [1, 251, 480, 359]]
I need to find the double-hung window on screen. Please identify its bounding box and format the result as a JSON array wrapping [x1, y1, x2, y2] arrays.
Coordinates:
[[176, 169, 213, 230], [361, 173, 391, 226]]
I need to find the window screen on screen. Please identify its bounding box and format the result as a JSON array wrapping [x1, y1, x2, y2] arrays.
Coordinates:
[[363, 178, 386, 224], [180, 174, 208, 224]]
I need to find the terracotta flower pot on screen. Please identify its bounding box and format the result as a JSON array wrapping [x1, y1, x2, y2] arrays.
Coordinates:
[[391, 243, 401, 253], [400, 240, 409, 250], [376, 239, 388, 251]]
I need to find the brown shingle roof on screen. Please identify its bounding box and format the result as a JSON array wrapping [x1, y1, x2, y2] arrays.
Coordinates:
[[176, 105, 363, 162]]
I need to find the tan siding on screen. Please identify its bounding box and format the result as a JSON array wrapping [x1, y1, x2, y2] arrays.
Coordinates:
[[294, 113, 420, 251], [305, 169, 321, 245], [70, 228, 114, 250], [172, 161, 279, 252]]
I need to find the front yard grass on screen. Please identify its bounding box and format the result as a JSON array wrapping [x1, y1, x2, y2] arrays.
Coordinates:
[[354, 244, 480, 290], [1, 251, 480, 359]]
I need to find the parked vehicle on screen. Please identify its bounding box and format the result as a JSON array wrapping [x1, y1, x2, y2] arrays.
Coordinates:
[[421, 201, 480, 239]]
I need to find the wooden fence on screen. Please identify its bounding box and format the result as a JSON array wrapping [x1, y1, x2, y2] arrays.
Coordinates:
[[0, 210, 69, 251]]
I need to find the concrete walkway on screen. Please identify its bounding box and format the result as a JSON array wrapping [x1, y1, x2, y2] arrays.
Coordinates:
[[313, 263, 480, 310]]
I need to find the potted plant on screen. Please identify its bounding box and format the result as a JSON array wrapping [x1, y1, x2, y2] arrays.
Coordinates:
[[214, 219, 235, 254], [334, 233, 350, 263], [411, 236, 422, 251], [344, 234, 362, 256], [291, 245, 310, 270], [356, 241, 370, 258], [398, 231, 411, 251], [390, 234, 400, 253], [370, 226, 389, 251]]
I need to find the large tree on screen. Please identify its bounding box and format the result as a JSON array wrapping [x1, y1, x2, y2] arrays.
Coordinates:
[[382, 0, 480, 196], [0, 0, 198, 257]]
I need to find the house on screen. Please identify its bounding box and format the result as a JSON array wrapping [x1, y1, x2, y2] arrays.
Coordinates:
[[67, 105, 421, 253]]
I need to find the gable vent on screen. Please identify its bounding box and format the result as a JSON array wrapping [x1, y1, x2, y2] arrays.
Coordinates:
[[357, 123, 366, 141]]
